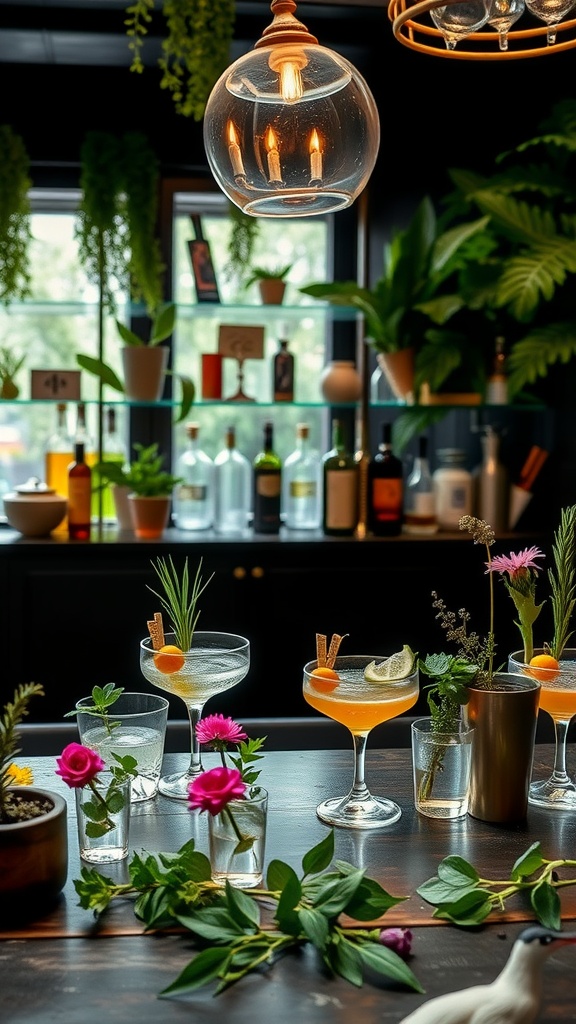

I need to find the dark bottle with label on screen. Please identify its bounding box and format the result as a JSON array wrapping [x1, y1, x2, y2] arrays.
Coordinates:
[[368, 422, 403, 536], [322, 418, 359, 536], [68, 442, 92, 540], [253, 420, 282, 534], [273, 339, 294, 401]]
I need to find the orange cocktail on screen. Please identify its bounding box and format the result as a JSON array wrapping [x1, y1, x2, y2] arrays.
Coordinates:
[[304, 668, 418, 733]]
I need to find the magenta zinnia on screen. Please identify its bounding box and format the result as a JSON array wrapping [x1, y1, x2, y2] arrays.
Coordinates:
[[196, 714, 248, 747], [485, 546, 545, 663]]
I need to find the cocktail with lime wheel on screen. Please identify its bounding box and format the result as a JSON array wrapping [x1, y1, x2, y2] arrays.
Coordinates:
[[303, 638, 419, 828], [140, 556, 250, 800]]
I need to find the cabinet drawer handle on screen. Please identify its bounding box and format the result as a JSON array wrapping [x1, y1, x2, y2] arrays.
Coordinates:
[[251, 566, 264, 579], [233, 566, 246, 580]]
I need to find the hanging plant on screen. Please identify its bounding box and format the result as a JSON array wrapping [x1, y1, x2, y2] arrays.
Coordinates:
[[0, 125, 32, 305], [125, 0, 235, 122], [224, 202, 261, 285], [121, 131, 164, 312]]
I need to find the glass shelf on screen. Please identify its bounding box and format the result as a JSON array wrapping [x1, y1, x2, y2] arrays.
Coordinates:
[[0, 299, 359, 322]]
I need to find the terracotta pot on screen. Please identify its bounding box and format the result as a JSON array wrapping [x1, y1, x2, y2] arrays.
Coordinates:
[[376, 349, 415, 404], [258, 279, 286, 305], [128, 494, 171, 539], [0, 788, 68, 923], [121, 346, 168, 402]]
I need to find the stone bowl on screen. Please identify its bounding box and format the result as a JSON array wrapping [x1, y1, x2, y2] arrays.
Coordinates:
[[3, 477, 67, 537]]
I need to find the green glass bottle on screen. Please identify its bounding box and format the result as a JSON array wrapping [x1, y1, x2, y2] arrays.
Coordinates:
[[252, 420, 282, 534], [322, 418, 359, 536]]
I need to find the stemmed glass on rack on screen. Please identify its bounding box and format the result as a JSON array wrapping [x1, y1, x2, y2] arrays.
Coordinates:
[[487, 0, 525, 48], [524, 0, 576, 44], [303, 646, 419, 829], [508, 648, 576, 809], [430, 0, 491, 49]]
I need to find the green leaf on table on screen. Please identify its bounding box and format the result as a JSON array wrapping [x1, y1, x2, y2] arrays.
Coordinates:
[[437, 856, 480, 885], [357, 941, 425, 992], [433, 889, 493, 926], [344, 876, 407, 920], [176, 907, 246, 943], [302, 830, 335, 875], [331, 938, 364, 987], [531, 880, 561, 930], [511, 842, 545, 880], [275, 871, 303, 934], [313, 869, 366, 917], [159, 947, 229, 996], [224, 880, 261, 929], [135, 886, 181, 930], [298, 907, 330, 949], [268, 859, 299, 898]]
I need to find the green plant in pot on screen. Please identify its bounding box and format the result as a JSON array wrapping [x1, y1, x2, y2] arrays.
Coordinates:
[[0, 346, 25, 399], [0, 683, 68, 922], [246, 262, 293, 305], [94, 442, 182, 538]]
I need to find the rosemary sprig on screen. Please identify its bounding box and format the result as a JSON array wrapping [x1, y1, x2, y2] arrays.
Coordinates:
[[148, 556, 214, 651], [549, 504, 576, 660]]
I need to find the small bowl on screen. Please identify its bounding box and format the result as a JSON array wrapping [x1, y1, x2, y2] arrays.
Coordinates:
[[3, 477, 67, 537]]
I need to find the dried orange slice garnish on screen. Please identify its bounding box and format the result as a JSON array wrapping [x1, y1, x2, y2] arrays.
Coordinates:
[[153, 644, 185, 674]]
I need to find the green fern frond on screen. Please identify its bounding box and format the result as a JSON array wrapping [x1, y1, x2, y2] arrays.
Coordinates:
[[496, 244, 575, 319], [474, 193, 558, 242], [393, 407, 447, 454], [507, 324, 576, 396]]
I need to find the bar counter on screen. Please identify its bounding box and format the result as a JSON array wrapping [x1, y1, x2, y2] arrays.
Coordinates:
[[1, 746, 576, 1023]]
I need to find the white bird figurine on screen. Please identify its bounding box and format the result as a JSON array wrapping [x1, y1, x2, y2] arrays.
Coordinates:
[[398, 926, 576, 1024]]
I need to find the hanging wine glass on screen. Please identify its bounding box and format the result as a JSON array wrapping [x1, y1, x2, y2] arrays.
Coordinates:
[[430, 0, 491, 48], [487, 0, 526, 48], [524, 0, 576, 44]]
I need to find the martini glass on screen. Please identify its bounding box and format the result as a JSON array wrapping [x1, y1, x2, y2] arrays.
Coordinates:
[[140, 630, 250, 799], [508, 648, 576, 809], [303, 653, 419, 828]]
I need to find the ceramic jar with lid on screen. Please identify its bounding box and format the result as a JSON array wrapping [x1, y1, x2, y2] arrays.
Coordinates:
[[320, 360, 362, 403], [432, 449, 473, 530], [3, 477, 67, 536]]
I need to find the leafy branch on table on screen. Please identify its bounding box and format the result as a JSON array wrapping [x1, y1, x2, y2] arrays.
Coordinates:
[[418, 842, 576, 930], [73, 830, 423, 997]]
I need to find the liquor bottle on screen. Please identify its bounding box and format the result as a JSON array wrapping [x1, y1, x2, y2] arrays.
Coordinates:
[[213, 425, 251, 534], [322, 418, 359, 536], [283, 422, 322, 530], [68, 442, 92, 540], [173, 422, 214, 531], [273, 339, 294, 401], [91, 406, 127, 524], [45, 402, 73, 532], [476, 426, 509, 533], [368, 422, 403, 536], [433, 448, 473, 530], [253, 420, 282, 534], [403, 435, 438, 535], [486, 336, 508, 405]]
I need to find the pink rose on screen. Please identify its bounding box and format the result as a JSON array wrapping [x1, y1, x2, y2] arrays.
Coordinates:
[[55, 742, 105, 789], [187, 766, 246, 815]]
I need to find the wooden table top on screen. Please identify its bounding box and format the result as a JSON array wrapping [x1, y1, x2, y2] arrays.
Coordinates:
[[2, 747, 576, 1023]]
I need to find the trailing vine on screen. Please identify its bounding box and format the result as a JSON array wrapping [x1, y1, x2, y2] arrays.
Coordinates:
[[224, 202, 261, 285], [121, 131, 164, 312], [0, 125, 32, 305], [125, 0, 235, 122]]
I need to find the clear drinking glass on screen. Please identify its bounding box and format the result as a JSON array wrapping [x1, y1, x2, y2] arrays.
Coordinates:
[[140, 630, 250, 800], [524, 0, 576, 44], [430, 0, 491, 48], [487, 0, 525, 49], [303, 654, 419, 828], [508, 648, 576, 809]]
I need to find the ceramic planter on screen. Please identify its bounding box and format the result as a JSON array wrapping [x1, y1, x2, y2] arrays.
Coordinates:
[[258, 279, 286, 305], [376, 349, 415, 404], [0, 787, 68, 922], [121, 346, 168, 402], [128, 494, 172, 539]]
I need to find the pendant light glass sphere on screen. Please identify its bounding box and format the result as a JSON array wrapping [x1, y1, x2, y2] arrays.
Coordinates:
[[203, 2, 380, 218]]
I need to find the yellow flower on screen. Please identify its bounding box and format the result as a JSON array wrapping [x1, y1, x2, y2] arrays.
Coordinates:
[[6, 763, 34, 785]]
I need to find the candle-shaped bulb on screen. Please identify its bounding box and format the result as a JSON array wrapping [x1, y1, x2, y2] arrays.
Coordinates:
[[265, 126, 282, 184], [279, 60, 303, 102], [227, 120, 246, 180], [309, 129, 323, 183]]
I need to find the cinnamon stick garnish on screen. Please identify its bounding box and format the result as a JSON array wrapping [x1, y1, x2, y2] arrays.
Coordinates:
[[147, 612, 165, 651]]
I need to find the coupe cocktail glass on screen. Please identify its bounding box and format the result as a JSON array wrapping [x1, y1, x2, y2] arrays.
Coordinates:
[[140, 630, 250, 800], [303, 653, 419, 828], [508, 648, 576, 809]]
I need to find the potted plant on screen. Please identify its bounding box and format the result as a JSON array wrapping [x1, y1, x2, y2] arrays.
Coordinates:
[[0, 683, 68, 922], [76, 301, 195, 422], [245, 262, 293, 305], [0, 346, 25, 399], [0, 125, 32, 307], [94, 442, 182, 538]]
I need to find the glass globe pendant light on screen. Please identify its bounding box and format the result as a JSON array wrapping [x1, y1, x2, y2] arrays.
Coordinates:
[[203, 0, 381, 218]]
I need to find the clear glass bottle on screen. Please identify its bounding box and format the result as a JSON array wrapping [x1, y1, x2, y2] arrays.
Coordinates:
[[74, 402, 96, 467], [433, 448, 473, 530], [213, 425, 251, 535], [283, 422, 322, 530], [252, 420, 282, 534], [92, 406, 127, 524], [403, 435, 438, 535], [322, 418, 359, 536], [368, 421, 403, 536], [173, 422, 214, 531], [273, 339, 295, 402]]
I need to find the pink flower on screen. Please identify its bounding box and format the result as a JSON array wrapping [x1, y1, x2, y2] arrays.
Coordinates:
[[187, 766, 246, 816], [196, 714, 248, 747], [55, 742, 105, 789], [378, 927, 413, 958], [485, 546, 545, 577]]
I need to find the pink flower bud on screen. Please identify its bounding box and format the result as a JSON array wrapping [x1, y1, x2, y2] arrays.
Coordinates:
[[378, 927, 413, 958]]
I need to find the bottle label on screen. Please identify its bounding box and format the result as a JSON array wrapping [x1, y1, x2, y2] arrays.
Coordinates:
[[68, 476, 91, 525], [325, 470, 357, 530], [371, 478, 403, 521], [178, 483, 207, 502], [290, 481, 316, 499], [256, 473, 281, 498]]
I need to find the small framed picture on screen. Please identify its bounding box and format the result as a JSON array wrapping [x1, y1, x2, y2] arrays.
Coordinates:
[[188, 239, 220, 303]]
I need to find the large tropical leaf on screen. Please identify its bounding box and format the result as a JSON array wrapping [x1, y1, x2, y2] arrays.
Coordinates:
[[76, 354, 124, 392], [496, 241, 576, 320], [507, 322, 576, 396]]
